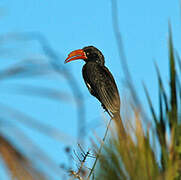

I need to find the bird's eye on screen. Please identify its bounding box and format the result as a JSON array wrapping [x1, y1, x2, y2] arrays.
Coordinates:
[[86, 52, 90, 56]]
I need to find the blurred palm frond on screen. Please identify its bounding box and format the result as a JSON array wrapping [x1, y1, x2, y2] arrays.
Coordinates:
[[0, 31, 86, 179]]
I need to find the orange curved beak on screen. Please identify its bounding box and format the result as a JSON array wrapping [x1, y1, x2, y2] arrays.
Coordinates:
[[64, 49, 87, 63]]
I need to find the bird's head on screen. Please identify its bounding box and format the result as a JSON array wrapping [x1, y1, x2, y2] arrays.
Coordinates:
[[64, 46, 105, 65]]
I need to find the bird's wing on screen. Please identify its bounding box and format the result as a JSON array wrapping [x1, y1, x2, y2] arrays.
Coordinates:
[[82, 63, 120, 114]]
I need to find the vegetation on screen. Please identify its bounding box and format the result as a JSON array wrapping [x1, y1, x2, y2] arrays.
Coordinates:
[[93, 31, 181, 180]]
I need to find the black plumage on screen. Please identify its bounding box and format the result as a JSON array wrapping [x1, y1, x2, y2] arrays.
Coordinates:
[[82, 61, 120, 115], [65, 46, 121, 118]]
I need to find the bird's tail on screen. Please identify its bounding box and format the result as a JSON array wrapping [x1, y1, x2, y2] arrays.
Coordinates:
[[112, 112, 126, 136]]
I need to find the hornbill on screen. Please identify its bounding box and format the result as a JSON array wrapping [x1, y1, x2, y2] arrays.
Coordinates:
[[65, 46, 122, 124]]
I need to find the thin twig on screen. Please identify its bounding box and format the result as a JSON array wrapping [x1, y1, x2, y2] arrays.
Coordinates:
[[87, 117, 112, 179]]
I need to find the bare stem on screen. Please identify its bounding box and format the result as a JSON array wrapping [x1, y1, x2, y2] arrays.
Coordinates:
[[87, 118, 112, 179]]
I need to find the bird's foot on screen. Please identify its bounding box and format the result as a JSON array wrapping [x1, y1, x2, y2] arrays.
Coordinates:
[[101, 104, 109, 113], [101, 104, 106, 110]]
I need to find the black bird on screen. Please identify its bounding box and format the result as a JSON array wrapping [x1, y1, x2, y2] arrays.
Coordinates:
[[65, 46, 121, 121]]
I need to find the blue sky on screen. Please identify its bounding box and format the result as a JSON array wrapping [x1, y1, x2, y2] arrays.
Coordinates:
[[0, 0, 180, 179]]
